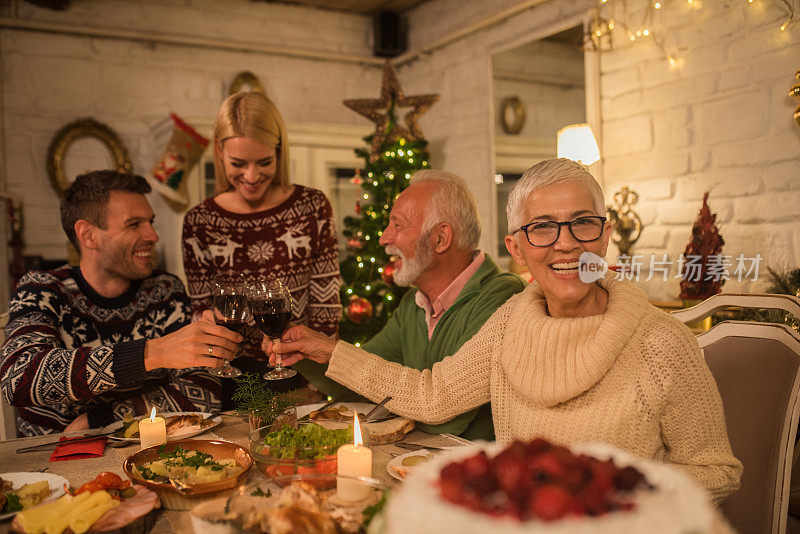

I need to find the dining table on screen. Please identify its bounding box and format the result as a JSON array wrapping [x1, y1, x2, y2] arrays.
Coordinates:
[[0, 410, 471, 533]]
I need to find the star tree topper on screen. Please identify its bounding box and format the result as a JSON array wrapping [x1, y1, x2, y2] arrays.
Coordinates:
[[344, 61, 440, 162]]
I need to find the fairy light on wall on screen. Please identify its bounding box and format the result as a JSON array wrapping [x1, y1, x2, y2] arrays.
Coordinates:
[[586, 0, 798, 65]]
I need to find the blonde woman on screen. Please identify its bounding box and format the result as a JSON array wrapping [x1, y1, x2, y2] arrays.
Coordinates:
[[182, 92, 341, 400]]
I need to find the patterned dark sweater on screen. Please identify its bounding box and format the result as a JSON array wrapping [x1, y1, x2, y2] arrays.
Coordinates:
[[0, 266, 221, 436], [181, 185, 341, 391]]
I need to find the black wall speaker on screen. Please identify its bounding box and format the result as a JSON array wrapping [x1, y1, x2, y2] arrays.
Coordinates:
[[374, 11, 407, 58]]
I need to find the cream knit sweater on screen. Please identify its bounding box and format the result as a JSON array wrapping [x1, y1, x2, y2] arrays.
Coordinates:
[[326, 274, 742, 504]]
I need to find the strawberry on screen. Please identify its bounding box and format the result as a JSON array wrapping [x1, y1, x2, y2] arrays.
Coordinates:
[[463, 451, 491, 477], [527, 485, 576, 521], [493, 449, 527, 492]]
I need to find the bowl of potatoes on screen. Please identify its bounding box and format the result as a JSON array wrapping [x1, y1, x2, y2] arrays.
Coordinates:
[[122, 439, 252, 510]]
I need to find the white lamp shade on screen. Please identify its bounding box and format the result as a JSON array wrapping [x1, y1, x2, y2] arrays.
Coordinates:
[[557, 123, 600, 166]]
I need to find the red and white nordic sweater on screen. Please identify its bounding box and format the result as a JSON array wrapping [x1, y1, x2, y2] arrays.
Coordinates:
[[181, 185, 341, 358]]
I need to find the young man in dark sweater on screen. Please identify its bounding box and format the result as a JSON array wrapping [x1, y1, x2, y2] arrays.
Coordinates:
[[0, 171, 241, 436]]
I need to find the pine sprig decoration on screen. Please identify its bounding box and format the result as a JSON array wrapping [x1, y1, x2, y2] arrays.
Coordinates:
[[736, 267, 800, 333], [765, 266, 800, 297], [232, 373, 300, 424]]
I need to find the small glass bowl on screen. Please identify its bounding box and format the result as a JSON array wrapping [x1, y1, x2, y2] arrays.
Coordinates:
[[249, 426, 340, 487]]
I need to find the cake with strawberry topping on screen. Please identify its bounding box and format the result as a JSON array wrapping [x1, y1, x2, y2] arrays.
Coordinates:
[[384, 439, 715, 533]]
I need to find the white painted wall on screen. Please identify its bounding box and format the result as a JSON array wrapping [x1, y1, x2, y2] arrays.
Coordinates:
[[0, 0, 378, 277], [399, 0, 593, 258], [493, 38, 585, 141]]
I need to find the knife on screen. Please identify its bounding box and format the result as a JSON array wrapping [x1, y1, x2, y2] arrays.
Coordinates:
[[297, 398, 339, 422], [16, 429, 117, 453], [395, 442, 448, 452], [364, 396, 392, 421]]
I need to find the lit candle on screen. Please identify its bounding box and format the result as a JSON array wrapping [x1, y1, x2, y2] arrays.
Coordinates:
[[336, 413, 372, 501], [138, 407, 167, 450]]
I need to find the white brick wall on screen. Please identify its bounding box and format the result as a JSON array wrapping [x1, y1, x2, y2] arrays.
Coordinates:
[[599, 0, 800, 300], [0, 0, 376, 267]]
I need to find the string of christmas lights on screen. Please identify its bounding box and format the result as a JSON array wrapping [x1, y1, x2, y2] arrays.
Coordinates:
[[586, 0, 798, 66]]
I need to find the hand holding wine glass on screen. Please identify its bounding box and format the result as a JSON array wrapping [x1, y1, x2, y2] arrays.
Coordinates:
[[209, 273, 250, 378], [250, 278, 296, 380]]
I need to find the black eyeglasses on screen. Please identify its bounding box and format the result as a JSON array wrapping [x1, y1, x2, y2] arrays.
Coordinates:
[[513, 216, 607, 247]]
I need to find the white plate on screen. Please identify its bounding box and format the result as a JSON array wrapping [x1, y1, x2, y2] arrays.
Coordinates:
[[386, 450, 437, 481], [0, 472, 68, 521], [103, 411, 222, 442], [296, 402, 392, 422]]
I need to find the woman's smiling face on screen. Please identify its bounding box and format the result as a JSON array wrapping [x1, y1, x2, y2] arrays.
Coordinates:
[[505, 181, 611, 314], [219, 136, 278, 204]]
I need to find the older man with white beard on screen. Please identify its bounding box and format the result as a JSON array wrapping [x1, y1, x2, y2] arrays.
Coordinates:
[[321, 170, 525, 440]]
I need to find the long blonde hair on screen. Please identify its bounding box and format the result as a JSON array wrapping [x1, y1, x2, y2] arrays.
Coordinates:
[[213, 92, 291, 194]]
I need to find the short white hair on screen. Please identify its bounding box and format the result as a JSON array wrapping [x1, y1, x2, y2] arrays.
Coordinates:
[[506, 158, 605, 233], [411, 169, 481, 250]]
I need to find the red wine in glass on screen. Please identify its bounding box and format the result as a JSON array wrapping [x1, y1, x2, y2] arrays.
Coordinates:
[[210, 274, 250, 378], [250, 279, 295, 380], [219, 316, 248, 336], [253, 302, 292, 339]]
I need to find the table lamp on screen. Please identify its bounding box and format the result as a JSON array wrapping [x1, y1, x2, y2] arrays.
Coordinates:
[[556, 123, 600, 166]]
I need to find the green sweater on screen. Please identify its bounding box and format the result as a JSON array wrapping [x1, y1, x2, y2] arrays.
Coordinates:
[[361, 254, 524, 440]]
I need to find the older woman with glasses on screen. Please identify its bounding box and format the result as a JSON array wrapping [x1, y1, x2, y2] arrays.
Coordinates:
[[267, 158, 742, 503]]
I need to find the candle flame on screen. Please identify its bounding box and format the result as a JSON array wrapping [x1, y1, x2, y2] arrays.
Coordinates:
[[149, 407, 157, 422], [353, 412, 363, 447]]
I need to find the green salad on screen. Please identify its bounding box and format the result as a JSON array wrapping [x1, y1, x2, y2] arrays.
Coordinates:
[[263, 424, 353, 459]]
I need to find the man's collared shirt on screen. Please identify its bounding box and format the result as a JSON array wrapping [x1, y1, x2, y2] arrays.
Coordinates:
[[414, 251, 485, 339]]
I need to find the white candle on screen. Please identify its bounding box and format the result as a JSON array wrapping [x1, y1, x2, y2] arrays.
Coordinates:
[[337, 413, 372, 501], [139, 407, 167, 450]]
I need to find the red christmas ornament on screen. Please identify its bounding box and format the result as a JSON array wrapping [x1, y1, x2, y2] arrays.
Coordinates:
[[355, 201, 361, 214], [346, 295, 373, 325], [349, 170, 363, 185], [346, 236, 364, 252], [381, 259, 397, 285]]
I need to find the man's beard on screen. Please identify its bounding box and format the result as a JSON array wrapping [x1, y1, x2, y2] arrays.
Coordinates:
[[99, 241, 153, 282], [386, 232, 434, 287]]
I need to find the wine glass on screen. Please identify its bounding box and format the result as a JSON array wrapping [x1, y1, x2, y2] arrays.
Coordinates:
[[250, 278, 296, 381], [209, 273, 249, 378]]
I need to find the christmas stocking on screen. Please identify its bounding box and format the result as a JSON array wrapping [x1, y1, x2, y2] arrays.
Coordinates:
[[148, 113, 209, 210]]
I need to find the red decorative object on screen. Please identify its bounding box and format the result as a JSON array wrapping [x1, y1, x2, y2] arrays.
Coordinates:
[[346, 295, 373, 325], [346, 235, 364, 252], [349, 170, 363, 185], [381, 259, 396, 285], [438, 438, 648, 522], [354, 201, 361, 215], [679, 191, 725, 300]]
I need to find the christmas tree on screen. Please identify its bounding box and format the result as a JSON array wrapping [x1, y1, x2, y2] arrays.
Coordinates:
[[679, 191, 726, 300], [339, 62, 439, 345]]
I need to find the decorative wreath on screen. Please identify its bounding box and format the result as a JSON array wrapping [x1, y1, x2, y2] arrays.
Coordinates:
[[500, 96, 526, 135], [229, 71, 266, 96], [46, 118, 132, 197]]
